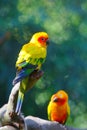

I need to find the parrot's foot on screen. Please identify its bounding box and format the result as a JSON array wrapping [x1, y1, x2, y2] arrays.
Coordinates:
[[9, 112, 25, 130], [30, 69, 44, 80]]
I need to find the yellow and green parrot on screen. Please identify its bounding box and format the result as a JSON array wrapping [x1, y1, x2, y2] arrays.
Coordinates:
[[47, 90, 70, 124], [13, 32, 49, 114]]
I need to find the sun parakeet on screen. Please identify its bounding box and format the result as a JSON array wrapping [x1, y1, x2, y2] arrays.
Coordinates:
[[47, 90, 70, 124], [14, 32, 49, 114]]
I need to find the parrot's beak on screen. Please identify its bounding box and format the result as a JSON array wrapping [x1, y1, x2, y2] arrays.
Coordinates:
[[53, 97, 58, 102], [46, 39, 50, 45]]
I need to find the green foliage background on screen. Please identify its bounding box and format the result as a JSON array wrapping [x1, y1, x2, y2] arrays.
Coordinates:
[[0, 0, 87, 128]]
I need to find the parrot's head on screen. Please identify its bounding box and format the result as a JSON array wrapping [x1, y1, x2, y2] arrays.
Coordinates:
[[51, 90, 68, 105], [30, 32, 49, 47]]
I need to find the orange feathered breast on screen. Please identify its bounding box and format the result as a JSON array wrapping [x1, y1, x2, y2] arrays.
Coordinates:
[[50, 102, 68, 124]]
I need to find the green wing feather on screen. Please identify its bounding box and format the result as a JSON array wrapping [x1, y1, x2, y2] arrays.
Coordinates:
[[67, 103, 70, 117]]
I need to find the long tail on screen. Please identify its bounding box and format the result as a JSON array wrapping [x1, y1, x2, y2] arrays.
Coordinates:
[[15, 90, 24, 115]]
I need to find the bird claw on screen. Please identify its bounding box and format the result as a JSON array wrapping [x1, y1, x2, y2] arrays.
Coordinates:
[[30, 70, 44, 80]]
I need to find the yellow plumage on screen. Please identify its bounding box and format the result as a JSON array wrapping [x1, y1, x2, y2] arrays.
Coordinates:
[[16, 43, 46, 66], [15, 32, 49, 114], [67, 103, 70, 117], [16, 32, 49, 69]]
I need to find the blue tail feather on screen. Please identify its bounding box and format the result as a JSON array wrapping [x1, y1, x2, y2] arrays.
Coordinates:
[[15, 97, 23, 114], [15, 91, 24, 114]]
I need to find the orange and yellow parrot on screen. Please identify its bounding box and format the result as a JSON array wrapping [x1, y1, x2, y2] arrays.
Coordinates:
[[47, 90, 70, 124], [13, 32, 49, 114]]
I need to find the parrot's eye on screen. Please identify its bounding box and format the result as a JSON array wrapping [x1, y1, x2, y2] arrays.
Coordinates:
[[38, 36, 47, 44], [41, 37, 45, 41], [53, 97, 58, 102]]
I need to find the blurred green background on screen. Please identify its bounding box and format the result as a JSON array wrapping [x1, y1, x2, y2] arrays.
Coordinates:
[[0, 0, 87, 128]]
